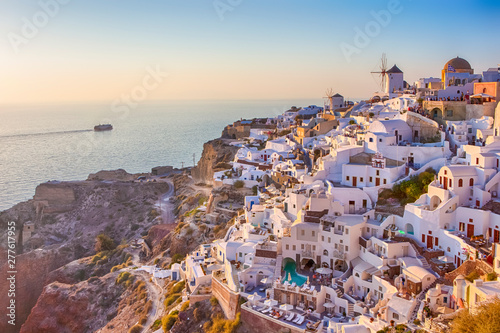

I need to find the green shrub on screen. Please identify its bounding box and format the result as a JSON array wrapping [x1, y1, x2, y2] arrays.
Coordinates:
[[162, 311, 179, 331], [233, 180, 244, 189], [151, 319, 161, 331], [466, 271, 480, 282], [95, 233, 116, 252], [210, 296, 219, 307], [171, 280, 185, 294], [180, 301, 190, 311], [487, 272, 498, 281], [164, 293, 181, 307], [128, 324, 143, 333]]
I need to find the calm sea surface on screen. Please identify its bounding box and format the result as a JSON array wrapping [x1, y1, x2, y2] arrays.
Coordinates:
[[0, 99, 320, 211]]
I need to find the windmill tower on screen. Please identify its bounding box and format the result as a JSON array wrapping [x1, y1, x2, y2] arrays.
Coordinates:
[[371, 53, 388, 94], [324, 88, 334, 113]]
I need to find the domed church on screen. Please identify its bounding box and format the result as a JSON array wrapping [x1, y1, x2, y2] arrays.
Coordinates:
[[441, 56, 481, 88]]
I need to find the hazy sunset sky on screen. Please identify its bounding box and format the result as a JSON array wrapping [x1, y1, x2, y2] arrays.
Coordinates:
[[0, 0, 499, 104]]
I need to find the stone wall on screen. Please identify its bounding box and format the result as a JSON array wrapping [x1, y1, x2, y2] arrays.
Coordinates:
[[240, 305, 303, 333], [211, 276, 240, 320]]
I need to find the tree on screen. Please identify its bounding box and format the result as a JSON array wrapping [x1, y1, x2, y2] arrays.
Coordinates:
[[95, 233, 116, 252], [369, 112, 375, 118], [451, 298, 500, 333]]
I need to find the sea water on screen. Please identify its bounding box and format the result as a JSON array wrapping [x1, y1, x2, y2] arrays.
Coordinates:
[[0, 99, 320, 210]]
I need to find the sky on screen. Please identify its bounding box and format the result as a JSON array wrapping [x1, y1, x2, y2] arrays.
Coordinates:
[[0, 0, 499, 104]]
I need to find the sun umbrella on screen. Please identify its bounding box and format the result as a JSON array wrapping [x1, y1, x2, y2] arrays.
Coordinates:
[[323, 302, 335, 308], [280, 304, 293, 312], [316, 267, 333, 275], [264, 299, 278, 307], [260, 277, 273, 285], [248, 292, 262, 305]]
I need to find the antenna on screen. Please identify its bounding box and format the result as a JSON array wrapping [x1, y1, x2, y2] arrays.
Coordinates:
[[370, 53, 388, 91], [181, 161, 184, 169], [193, 153, 195, 167]]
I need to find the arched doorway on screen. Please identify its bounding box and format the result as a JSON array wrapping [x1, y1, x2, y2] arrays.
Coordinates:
[[431, 108, 442, 120], [430, 195, 442, 210], [405, 223, 414, 235]]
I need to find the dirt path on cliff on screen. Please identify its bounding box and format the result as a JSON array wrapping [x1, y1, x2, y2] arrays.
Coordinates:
[[155, 178, 175, 224]]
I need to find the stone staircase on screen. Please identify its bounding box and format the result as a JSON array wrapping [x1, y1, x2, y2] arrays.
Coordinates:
[[333, 286, 343, 298], [417, 255, 431, 270], [274, 255, 283, 280], [347, 302, 354, 316], [409, 280, 438, 322]]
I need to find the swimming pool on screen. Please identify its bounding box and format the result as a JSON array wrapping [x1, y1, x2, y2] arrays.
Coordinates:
[[282, 260, 307, 286]]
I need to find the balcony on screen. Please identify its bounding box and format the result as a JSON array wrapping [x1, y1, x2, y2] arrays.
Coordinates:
[[302, 250, 315, 258]]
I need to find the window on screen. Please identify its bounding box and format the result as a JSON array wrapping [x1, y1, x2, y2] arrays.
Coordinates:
[[369, 138, 373, 142], [363, 200, 367, 208], [293, 245, 296, 251], [323, 250, 328, 255], [376, 170, 380, 176], [369, 177, 373, 182], [379, 286, 383, 292], [422, 234, 426, 242], [322, 236, 324, 241], [447, 110, 453, 117], [286, 244, 289, 250], [435, 238, 439, 246], [468, 128, 472, 134], [346, 246, 349, 251], [328, 237, 331, 243], [470, 178, 474, 186], [312, 231, 315, 237], [393, 313, 399, 320], [301, 244, 304, 249], [444, 170, 447, 175], [301, 230, 305, 236], [346, 176, 350, 181], [313, 245, 316, 251], [476, 158, 479, 164], [458, 179, 463, 187], [384, 179, 387, 184], [379, 139, 382, 142], [360, 177, 364, 182], [239, 253, 242, 257], [449, 179, 452, 187], [459, 222, 465, 232], [345, 228, 349, 234]]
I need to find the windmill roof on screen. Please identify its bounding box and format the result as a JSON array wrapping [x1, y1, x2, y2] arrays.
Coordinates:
[[332, 93, 343, 98], [387, 65, 403, 74]]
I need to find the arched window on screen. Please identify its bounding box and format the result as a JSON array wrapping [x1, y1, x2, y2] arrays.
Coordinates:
[[458, 179, 463, 187], [470, 178, 474, 186], [483, 88, 487, 94], [323, 249, 328, 256]]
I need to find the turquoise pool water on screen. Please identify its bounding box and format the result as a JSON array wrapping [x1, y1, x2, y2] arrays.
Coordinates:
[[282, 261, 307, 286]]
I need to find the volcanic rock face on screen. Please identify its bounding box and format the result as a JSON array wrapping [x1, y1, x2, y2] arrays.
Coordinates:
[[0, 172, 171, 333], [191, 139, 238, 184], [20, 272, 137, 333]]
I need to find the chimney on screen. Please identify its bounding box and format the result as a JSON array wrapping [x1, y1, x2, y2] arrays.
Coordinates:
[[363, 215, 368, 223]]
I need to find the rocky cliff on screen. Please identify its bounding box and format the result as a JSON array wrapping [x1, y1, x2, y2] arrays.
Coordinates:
[[0, 172, 171, 333], [191, 139, 238, 184], [20, 270, 147, 333]]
